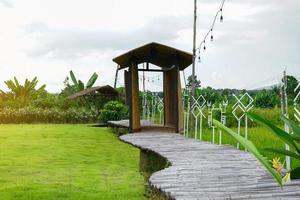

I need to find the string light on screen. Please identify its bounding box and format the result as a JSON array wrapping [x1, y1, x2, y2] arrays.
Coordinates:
[[139, 73, 162, 84], [220, 8, 224, 23], [196, 0, 226, 60], [198, 48, 201, 63]]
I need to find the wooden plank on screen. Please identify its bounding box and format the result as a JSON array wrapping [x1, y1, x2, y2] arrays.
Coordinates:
[[120, 132, 300, 200]]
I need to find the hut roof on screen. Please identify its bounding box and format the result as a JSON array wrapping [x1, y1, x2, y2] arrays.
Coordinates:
[[113, 42, 192, 70], [67, 85, 118, 100]]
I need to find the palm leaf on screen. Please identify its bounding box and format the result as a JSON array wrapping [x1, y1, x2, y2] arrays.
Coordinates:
[[69, 70, 78, 86], [86, 72, 98, 88], [5, 80, 17, 94], [13, 77, 20, 88], [37, 84, 46, 93], [246, 112, 300, 153], [213, 119, 283, 187], [78, 80, 85, 91], [263, 148, 300, 160]]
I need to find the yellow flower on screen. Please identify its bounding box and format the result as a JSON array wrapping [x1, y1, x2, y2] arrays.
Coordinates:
[[272, 157, 284, 175]]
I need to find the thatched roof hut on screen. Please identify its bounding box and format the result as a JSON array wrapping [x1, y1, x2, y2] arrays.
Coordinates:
[[67, 85, 119, 100]]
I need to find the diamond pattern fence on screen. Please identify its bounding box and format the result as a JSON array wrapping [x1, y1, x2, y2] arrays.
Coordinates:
[[184, 92, 253, 148]]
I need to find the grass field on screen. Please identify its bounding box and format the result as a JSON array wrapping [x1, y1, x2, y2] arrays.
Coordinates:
[[0, 124, 145, 200], [190, 126, 300, 169]]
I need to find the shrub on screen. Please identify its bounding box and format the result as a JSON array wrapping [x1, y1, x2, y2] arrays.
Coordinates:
[[99, 101, 128, 123], [0, 107, 98, 124]]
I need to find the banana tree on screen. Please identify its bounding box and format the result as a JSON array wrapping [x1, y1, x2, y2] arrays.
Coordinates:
[[4, 77, 46, 106], [69, 70, 98, 92]]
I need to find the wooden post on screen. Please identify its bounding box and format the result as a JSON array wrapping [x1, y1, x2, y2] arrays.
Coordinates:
[[174, 65, 179, 133], [163, 65, 182, 133], [124, 70, 129, 106], [114, 67, 119, 89], [129, 60, 141, 132], [163, 69, 175, 128], [177, 70, 184, 133]]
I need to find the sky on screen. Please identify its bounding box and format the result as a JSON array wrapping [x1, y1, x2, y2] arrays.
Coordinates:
[[0, 0, 299, 92]]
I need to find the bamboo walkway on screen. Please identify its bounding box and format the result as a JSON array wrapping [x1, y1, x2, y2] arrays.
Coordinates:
[[120, 132, 300, 200]]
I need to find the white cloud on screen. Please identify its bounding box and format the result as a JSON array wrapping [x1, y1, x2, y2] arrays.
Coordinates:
[[0, 0, 13, 8], [0, 0, 299, 92]]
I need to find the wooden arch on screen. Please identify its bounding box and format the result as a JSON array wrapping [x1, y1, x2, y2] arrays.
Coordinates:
[[113, 42, 192, 133]]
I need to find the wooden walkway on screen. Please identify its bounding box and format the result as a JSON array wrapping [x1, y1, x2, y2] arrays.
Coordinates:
[[108, 120, 175, 132], [120, 132, 300, 200]]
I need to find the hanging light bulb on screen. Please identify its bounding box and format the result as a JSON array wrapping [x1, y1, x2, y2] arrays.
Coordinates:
[[220, 8, 224, 23], [210, 29, 214, 42], [203, 41, 206, 51], [198, 55, 201, 63]]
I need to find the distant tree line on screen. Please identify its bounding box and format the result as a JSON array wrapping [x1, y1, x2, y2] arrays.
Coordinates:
[[185, 75, 299, 109], [0, 71, 128, 124]]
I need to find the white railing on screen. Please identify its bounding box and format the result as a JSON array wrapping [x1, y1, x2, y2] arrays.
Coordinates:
[[184, 92, 252, 148], [207, 101, 227, 144], [191, 95, 207, 140], [232, 93, 254, 149]]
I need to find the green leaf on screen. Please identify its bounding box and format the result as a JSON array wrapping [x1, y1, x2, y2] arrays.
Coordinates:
[[213, 119, 283, 187], [280, 115, 300, 138], [5, 80, 17, 92], [14, 77, 20, 88], [263, 148, 300, 160], [246, 112, 300, 153], [86, 72, 98, 88], [69, 70, 78, 86], [78, 80, 85, 91], [37, 84, 46, 93], [291, 167, 300, 179]]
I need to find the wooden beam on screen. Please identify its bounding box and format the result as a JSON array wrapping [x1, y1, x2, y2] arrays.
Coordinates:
[[138, 69, 164, 72]]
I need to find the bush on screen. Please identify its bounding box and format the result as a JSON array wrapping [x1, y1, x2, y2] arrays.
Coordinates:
[[0, 107, 98, 124], [99, 101, 128, 123]]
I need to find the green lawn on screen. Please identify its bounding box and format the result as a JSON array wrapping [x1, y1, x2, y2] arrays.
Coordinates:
[[191, 126, 300, 169], [0, 124, 145, 200]]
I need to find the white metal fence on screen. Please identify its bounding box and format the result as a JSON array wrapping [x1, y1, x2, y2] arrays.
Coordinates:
[[183, 73, 299, 170]]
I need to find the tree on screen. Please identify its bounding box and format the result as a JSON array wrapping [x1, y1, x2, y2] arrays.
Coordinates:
[[61, 70, 98, 96], [254, 89, 279, 108], [186, 75, 201, 90], [3, 77, 46, 107], [286, 75, 299, 97]]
